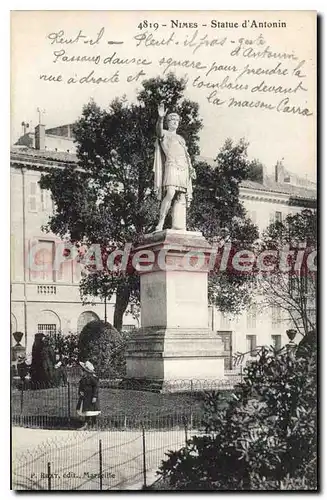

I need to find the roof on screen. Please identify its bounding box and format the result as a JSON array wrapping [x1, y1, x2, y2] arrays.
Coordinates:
[[198, 155, 316, 200], [10, 147, 316, 200], [10, 146, 77, 164], [240, 179, 316, 200]]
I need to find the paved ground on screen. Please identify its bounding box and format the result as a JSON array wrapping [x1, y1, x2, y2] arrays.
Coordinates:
[[12, 427, 187, 490]]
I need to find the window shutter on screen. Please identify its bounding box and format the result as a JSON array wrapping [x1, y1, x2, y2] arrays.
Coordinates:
[[28, 181, 38, 212], [275, 211, 282, 223], [41, 190, 46, 211]]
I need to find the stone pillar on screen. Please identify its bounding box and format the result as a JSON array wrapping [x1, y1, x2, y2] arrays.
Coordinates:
[[126, 230, 225, 385]]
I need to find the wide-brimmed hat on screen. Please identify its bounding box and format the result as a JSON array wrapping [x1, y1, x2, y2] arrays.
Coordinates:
[[79, 361, 95, 373]]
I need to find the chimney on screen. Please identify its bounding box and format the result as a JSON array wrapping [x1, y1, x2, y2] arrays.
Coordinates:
[[275, 160, 285, 183], [35, 124, 45, 150], [247, 161, 267, 185]]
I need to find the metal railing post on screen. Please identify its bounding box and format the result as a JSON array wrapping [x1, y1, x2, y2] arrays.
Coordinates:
[[142, 425, 147, 489], [190, 379, 194, 429], [99, 439, 103, 491], [47, 462, 52, 490], [67, 382, 71, 422], [20, 383, 24, 414], [183, 416, 188, 446]]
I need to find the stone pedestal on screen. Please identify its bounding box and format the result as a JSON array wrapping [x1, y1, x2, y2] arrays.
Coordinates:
[[126, 230, 225, 386]]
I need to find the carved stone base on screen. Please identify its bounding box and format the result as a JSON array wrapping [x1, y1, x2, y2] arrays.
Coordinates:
[[126, 327, 225, 382], [126, 229, 225, 385]]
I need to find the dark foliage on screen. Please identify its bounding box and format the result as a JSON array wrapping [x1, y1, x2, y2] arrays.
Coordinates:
[[157, 337, 317, 490], [30, 333, 56, 385], [40, 74, 258, 326], [257, 209, 317, 335], [44, 331, 79, 367], [78, 320, 127, 378]]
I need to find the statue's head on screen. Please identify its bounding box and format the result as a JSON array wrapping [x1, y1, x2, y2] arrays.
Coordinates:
[[166, 112, 180, 132]]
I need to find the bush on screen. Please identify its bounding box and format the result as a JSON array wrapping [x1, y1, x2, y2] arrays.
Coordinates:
[[157, 338, 317, 491], [30, 333, 56, 385], [78, 320, 128, 378], [43, 331, 79, 366]]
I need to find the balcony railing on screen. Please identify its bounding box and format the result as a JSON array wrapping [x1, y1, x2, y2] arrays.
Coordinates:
[[37, 285, 57, 295]]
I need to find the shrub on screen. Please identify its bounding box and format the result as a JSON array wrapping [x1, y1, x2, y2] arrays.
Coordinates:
[[43, 331, 79, 366], [157, 338, 317, 491], [30, 333, 56, 385], [78, 320, 128, 378]]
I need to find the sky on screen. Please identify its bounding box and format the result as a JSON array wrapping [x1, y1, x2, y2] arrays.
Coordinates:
[[11, 10, 316, 181]]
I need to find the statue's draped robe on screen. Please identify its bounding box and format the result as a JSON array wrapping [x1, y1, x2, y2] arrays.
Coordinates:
[[153, 131, 193, 201]]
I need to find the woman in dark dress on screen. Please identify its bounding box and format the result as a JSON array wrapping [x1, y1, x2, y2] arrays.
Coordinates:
[[76, 361, 101, 429]]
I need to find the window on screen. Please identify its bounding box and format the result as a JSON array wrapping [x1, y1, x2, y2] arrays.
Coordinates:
[[218, 331, 232, 352], [246, 335, 257, 356], [224, 356, 232, 371], [77, 311, 100, 334], [38, 324, 57, 336], [247, 304, 257, 329], [73, 260, 82, 283], [218, 332, 232, 370], [122, 324, 137, 332], [272, 305, 282, 329], [41, 189, 48, 211], [37, 310, 60, 334], [28, 181, 38, 212], [271, 334, 282, 350], [32, 240, 55, 282], [220, 313, 231, 329], [56, 249, 73, 283], [275, 211, 282, 223], [289, 275, 309, 298]]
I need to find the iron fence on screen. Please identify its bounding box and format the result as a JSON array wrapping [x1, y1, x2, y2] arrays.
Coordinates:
[[12, 421, 200, 490], [11, 376, 241, 430], [11, 376, 243, 490]]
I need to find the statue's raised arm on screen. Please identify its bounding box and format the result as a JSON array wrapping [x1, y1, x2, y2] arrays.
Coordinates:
[[156, 102, 166, 139]]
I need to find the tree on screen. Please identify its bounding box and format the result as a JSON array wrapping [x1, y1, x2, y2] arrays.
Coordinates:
[[189, 139, 259, 314], [78, 320, 127, 378], [40, 74, 202, 331], [256, 209, 317, 336], [156, 339, 317, 490], [40, 74, 258, 327]]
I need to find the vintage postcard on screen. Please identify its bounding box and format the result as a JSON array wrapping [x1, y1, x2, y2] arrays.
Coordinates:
[[11, 10, 317, 491]]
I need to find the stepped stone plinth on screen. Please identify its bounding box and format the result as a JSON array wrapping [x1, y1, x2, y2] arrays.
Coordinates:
[[126, 230, 225, 387]]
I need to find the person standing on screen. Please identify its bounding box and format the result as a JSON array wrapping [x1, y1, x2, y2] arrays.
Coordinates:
[[54, 355, 68, 386], [76, 361, 101, 429], [17, 354, 29, 382]]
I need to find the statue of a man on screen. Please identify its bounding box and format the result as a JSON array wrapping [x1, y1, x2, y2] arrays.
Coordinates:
[[153, 102, 196, 232]]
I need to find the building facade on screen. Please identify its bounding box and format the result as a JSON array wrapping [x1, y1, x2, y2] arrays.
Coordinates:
[[11, 124, 316, 368], [10, 136, 136, 357], [213, 176, 316, 369]]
